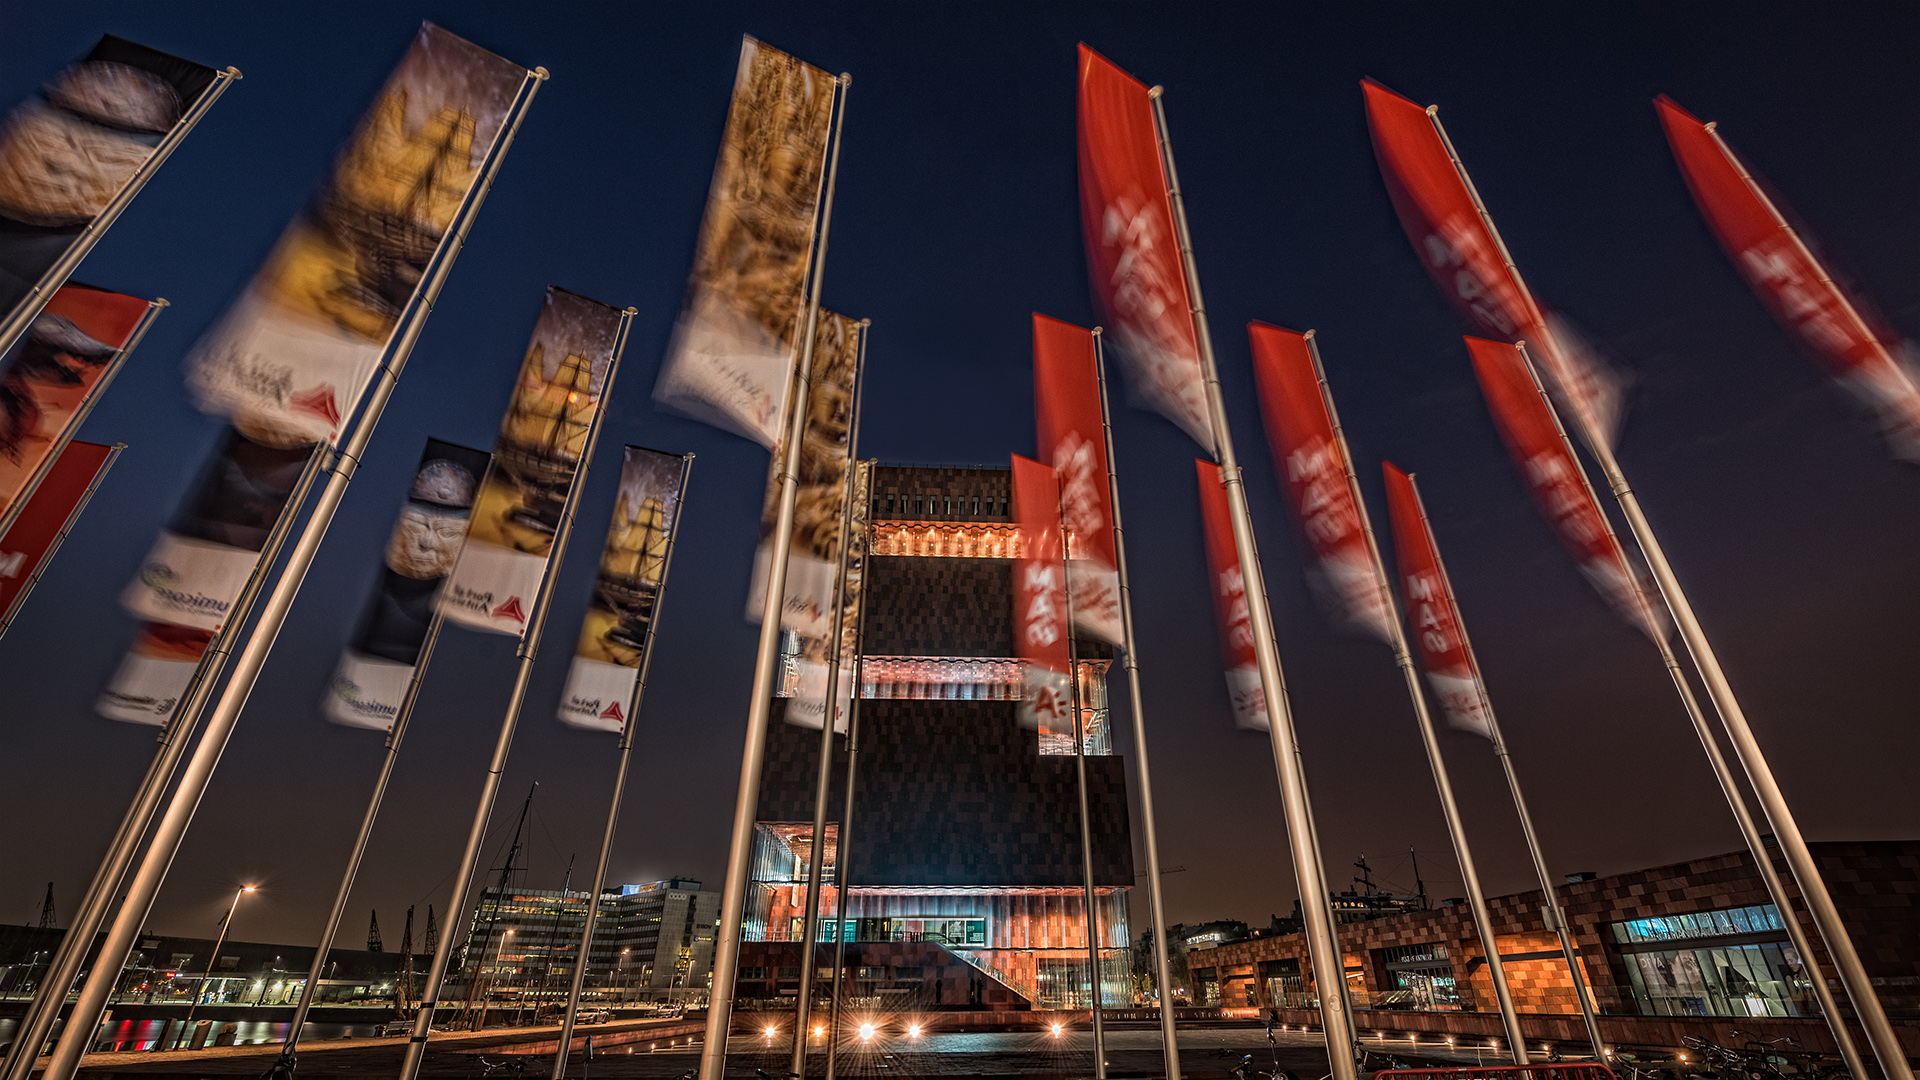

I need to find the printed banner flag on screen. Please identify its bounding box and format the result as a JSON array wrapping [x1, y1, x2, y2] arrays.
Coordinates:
[[558, 446, 686, 733], [0, 37, 216, 321], [444, 287, 622, 636], [120, 426, 314, 631], [97, 622, 213, 725], [0, 439, 113, 625], [1247, 323, 1393, 642], [1077, 45, 1213, 454], [1381, 463, 1493, 739], [188, 24, 526, 445], [1012, 454, 1072, 741], [1466, 337, 1666, 641], [1364, 80, 1622, 454], [1196, 459, 1266, 730], [654, 37, 835, 447], [1656, 97, 1920, 460], [747, 310, 862, 638], [0, 283, 149, 517], [1032, 313, 1121, 644], [784, 459, 869, 733], [326, 438, 489, 729]]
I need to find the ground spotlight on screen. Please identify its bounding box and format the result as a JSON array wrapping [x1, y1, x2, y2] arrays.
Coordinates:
[[860, 1022, 875, 1040], [908, 1023, 921, 1038], [764, 1027, 777, 1038], [1051, 1023, 1063, 1037], [814, 1025, 824, 1037]]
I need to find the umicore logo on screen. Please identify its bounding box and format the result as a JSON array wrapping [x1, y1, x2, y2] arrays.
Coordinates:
[[330, 676, 398, 720], [138, 561, 229, 615]]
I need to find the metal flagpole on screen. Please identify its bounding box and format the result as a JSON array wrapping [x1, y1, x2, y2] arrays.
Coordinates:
[[822, 472, 872, 1080], [1062, 549, 1108, 1079], [1425, 102, 1892, 1078], [276, 610, 447, 1072], [43, 66, 547, 1080], [1091, 328, 1180, 1080], [0, 66, 239, 358], [550, 453, 694, 1080], [0, 442, 122, 638], [791, 320, 869, 1079], [0, 442, 323, 1080], [397, 306, 631, 1080], [1303, 331, 1528, 1062], [700, 70, 850, 1080], [1146, 86, 1358, 1080], [0, 297, 164, 542], [1515, 342, 1874, 1078]]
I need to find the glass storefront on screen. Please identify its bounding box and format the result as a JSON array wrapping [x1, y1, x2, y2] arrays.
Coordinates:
[[1612, 904, 1816, 1018]]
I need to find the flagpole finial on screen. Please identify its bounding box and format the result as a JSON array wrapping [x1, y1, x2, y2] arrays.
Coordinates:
[[624, 307, 638, 315], [840, 73, 852, 86], [860, 318, 872, 327], [534, 67, 551, 81], [1303, 328, 1317, 341], [1091, 325, 1103, 336], [1425, 104, 1439, 117], [1705, 121, 1717, 132], [153, 298, 171, 309], [1148, 85, 1164, 99], [225, 66, 243, 80]]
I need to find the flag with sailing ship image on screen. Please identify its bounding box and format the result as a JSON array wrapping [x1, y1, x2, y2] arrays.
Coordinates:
[[557, 446, 686, 733], [443, 287, 621, 637], [0, 36, 215, 323], [326, 438, 490, 729], [187, 23, 526, 445], [0, 282, 151, 517], [746, 310, 861, 639], [653, 36, 835, 448]]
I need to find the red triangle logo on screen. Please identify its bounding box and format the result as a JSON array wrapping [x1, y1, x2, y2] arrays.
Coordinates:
[[492, 596, 527, 624], [288, 385, 342, 429], [598, 701, 625, 723]]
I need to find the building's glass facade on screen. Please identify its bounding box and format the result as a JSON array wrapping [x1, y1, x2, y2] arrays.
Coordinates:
[[1612, 903, 1816, 1018], [455, 878, 718, 1004]]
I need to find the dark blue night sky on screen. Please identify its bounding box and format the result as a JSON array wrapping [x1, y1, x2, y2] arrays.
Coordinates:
[[3, 1, 1917, 944]]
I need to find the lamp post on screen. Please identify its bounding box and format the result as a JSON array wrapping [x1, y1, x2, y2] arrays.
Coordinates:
[[179, 886, 254, 1048]]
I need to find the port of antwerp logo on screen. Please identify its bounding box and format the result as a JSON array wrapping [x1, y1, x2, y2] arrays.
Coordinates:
[[598, 701, 624, 723], [491, 595, 527, 624]]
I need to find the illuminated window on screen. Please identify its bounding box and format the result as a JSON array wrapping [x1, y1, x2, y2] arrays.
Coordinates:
[[868, 521, 1027, 558], [971, 495, 981, 514]]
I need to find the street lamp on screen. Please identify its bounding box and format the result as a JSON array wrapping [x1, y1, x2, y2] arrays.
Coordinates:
[[179, 886, 256, 1047]]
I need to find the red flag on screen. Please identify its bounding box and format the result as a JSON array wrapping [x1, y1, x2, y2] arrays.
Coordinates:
[[1656, 96, 1920, 460], [1012, 454, 1071, 742], [0, 440, 114, 626], [1364, 80, 1621, 452], [1196, 459, 1266, 730], [1247, 323, 1392, 642], [1077, 45, 1213, 454], [1381, 463, 1492, 739], [1033, 313, 1121, 644], [1465, 337, 1665, 640]]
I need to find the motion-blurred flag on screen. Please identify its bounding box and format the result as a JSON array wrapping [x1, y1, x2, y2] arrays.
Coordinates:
[[1247, 323, 1393, 642], [0, 283, 151, 517], [1077, 45, 1213, 454], [325, 438, 489, 730], [1466, 337, 1666, 641], [1196, 459, 1266, 730], [0, 37, 216, 322], [1656, 96, 1920, 460], [0, 440, 115, 630], [1364, 80, 1622, 454], [654, 37, 836, 447], [783, 459, 869, 732], [444, 287, 622, 636], [188, 24, 527, 445], [1381, 463, 1492, 739], [1012, 454, 1072, 743], [120, 426, 315, 631], [97, 623, 213, 725], [558, 447, 687, 733], [1032, 313, 1120, 644], [747, 311, 862, 638]]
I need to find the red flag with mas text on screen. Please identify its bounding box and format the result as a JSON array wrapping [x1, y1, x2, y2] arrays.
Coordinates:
[[1033, 313, 1121, 644], [1012, 454, 1071, 741], [1466, 337, 1665, 641], [1196, 459, 1266, 730], [1381, 462, 1492, 739], [0, 439, 113, 627], [1364, 80, 1621, 454], [1655, 96, 1920, 460], [1247, 323, 1392, 642], [1077, 45, 1213, 454]]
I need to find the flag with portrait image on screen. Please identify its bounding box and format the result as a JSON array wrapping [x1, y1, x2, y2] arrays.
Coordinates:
[[1381, 462, 1493, 739], [1032, 313, 1121, 644], [654, 37, 836, 447], [442, 287, 622, 636], [188, 24, 528, 445], [1196, 459, 1266, 730], [325, 438, 490, 729], [558, 446, 687, 733], [1077, 45, 1213, 454]]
